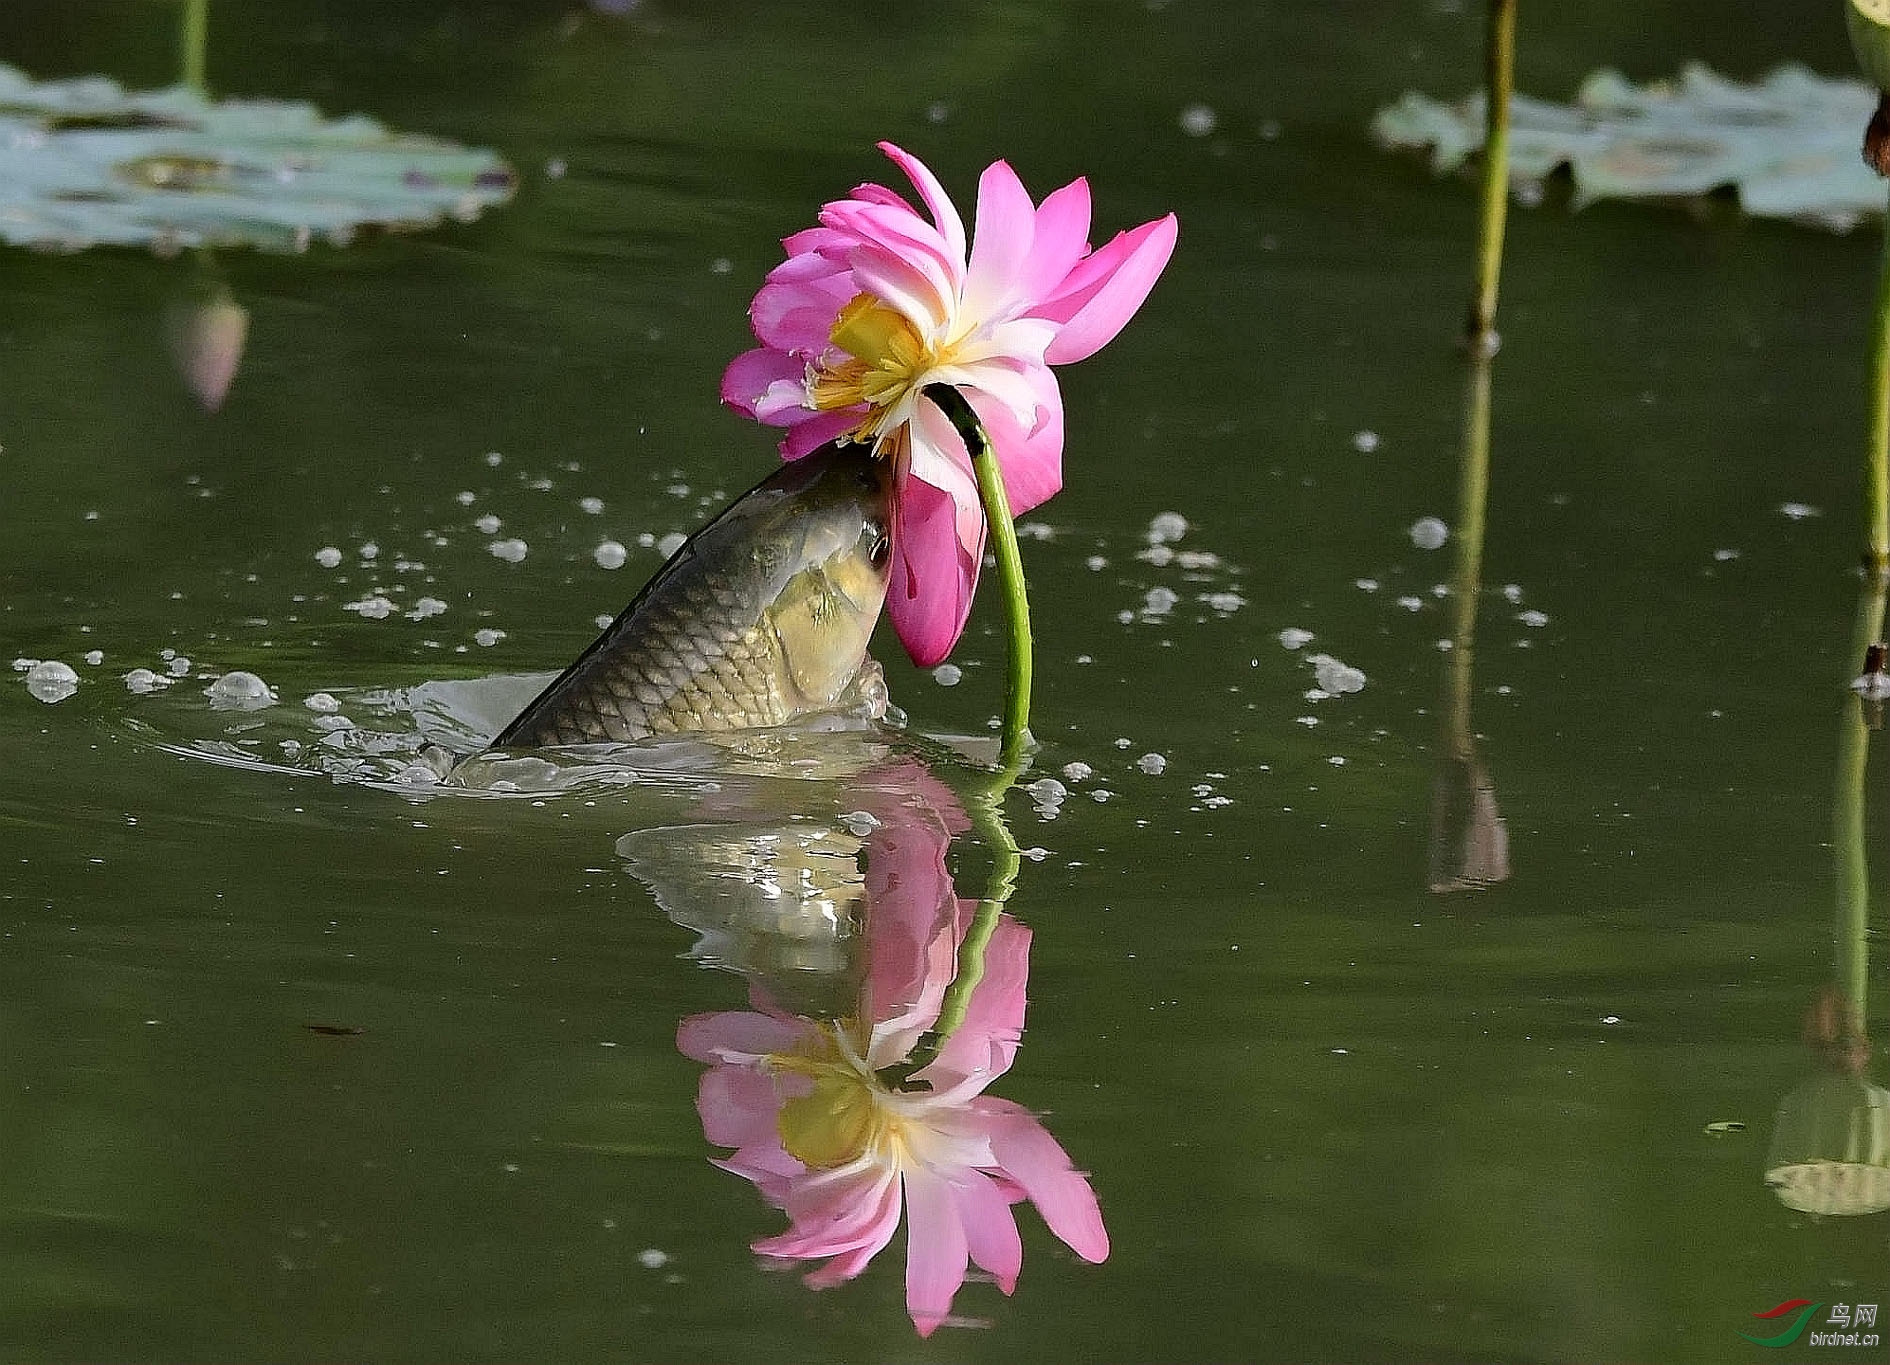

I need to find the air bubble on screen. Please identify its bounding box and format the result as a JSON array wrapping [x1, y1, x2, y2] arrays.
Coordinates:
[[24, 660, 78, 703], [205, 671, 276, 710]]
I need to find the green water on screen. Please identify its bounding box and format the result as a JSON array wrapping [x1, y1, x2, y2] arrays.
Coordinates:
[[4, 3, 1888, 1361]]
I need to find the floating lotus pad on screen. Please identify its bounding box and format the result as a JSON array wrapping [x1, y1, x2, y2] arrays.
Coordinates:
[[0, 62, 515, 253], [1373, 63, 1885, 233]]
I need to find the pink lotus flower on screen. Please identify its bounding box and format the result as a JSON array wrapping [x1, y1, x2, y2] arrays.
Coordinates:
[[722, 143, 1177, 666], [676, 775, 1108, 1335]]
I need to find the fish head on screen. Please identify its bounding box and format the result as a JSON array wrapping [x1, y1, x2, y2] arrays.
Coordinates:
[[759, 444, 894, 707]]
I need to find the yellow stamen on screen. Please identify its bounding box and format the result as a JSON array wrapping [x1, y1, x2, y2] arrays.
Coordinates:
[[769, 1029, 912, 1170], [809, 294, 947, 447]]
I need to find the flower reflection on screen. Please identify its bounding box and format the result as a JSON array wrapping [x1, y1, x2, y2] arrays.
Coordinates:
[[669, 760, 1106, 1335]]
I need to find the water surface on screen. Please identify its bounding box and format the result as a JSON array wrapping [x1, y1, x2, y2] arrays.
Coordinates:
[[2, 3, 1886, 1361]]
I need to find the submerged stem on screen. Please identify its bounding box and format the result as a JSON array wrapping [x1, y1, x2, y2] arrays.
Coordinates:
[[1467, 0, 1516, 349], [924, 384, 1034, 766]]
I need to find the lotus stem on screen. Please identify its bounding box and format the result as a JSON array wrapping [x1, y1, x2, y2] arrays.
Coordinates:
[[180, 0, 209, 94], [930, 749, 1026, 1045], [1867, 183, 1890, 575], [1835, 577, 1885, 1019], [1467, 0, 1516, 350], [925, 384, 1034, 765], [1444, 350, 1494, 755]]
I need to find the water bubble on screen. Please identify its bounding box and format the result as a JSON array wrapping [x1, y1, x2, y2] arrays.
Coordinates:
[[1278, 627, 1314, 650], [1143, 586, 1179, 616], [304, 692, 341, 713], [1396, 595, 1424, 612], [82, 650, 103, 666], [24, 660, 78, 703], [1777, 502, 1820, 520], [1025, 777, 1067, 820], [474, 628, 506, 647], [407, 597, 448, 621], [1503, 583, 1524, 602], [167, 655, 192, 677], [1712, 549, 1740, 563], [1062, 761, 1093, 783], [488, 538, 528, 563], [837, 810, 882, 837], [1309, 653, 1366, 695], [1352, 430, 1380, 453], [474, 513, 502, 535], [637, 1249, 670, 1270], [455, 491, 476, 506], [1091, 789, 1113, 802], [593, 540, 628, 570], [594, 614, 614, 630], [1517, 609, 1549, 627], [1355, 577, 1379, 592], [1138, 544, 1175, 567], [125, 668, 169, 694], [1179, 103, 1218, 137], [204, 671, 276, 710], [1137, 752, 1167, 775], [710, 257, 732, 275], [656, 532, 687, 558], [579, 496, 605, 515], [315, 546, 342, 568], [344, 595, 398, 620], [931, 663, 963, 686], [393, 762, 441, 786], [1086, 555, 1108, 571], [1408, 516, 1449, 550], [485, 452, 504, 467], [1146, 511, 1189, 544]]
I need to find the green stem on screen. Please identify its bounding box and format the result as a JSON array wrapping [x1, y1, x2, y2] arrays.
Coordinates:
[[928, 749, 1026, 1045], [180, 0, 209, 94], [925, 384, 1033, 766], [1443, 350, 1493, 757], [1834, 577, 1885, 1021], [1467, 0, 1516, 349], [1866, 183, 1890, 574]]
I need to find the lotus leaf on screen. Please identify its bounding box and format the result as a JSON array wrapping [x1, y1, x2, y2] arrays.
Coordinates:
[[0, 62, 515, 253], [1373, 63, 1884, 233]]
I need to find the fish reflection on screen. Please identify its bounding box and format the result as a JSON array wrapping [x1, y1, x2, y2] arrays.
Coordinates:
[[620, 757, 1108, 1336], [1763, 576, 1890, 1216], [1428, 347, 1511, 893]]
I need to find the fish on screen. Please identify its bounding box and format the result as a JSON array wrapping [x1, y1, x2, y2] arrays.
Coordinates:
[[490, 442, 894, 748]]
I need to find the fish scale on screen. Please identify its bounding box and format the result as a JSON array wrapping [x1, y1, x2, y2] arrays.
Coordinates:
[[490, 443, 893, 749]]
